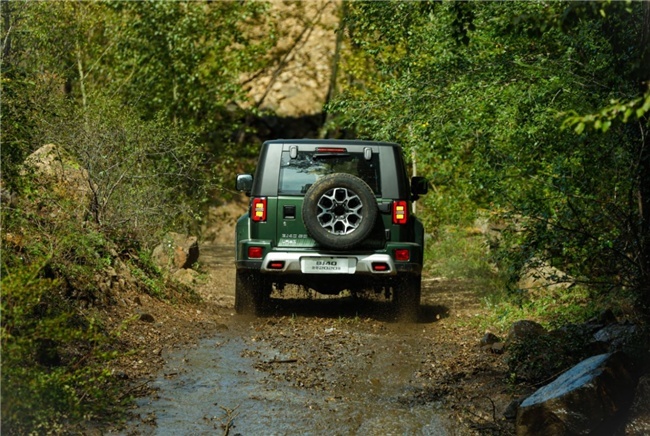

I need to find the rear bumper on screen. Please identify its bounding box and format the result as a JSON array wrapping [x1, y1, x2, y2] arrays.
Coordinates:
[[236, 250, 421, 276]]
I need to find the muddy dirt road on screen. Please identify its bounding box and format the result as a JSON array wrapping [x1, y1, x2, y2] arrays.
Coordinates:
[[119, 245, 514, 435]]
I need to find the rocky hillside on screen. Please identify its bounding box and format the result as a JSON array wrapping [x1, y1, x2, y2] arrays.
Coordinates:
[[241, 0, 340, 118]]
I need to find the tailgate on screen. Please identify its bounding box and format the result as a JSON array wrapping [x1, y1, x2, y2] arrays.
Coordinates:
[[275, 196, 317, 248]]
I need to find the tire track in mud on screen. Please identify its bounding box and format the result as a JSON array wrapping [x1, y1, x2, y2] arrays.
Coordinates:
[[121, 244, 495, 435]]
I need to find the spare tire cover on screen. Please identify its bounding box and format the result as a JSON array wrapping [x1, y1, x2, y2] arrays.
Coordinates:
[[302, 173, 378, 249]]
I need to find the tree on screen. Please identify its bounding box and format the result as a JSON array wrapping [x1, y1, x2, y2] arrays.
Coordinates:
[[1, 1, 278, 193], [330, 0, 650, 315], [100, 1, 275, 141]]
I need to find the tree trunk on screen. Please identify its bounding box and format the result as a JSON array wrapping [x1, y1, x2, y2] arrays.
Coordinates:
[[320, 0, 346, 139], [1, 0, 12, 61], [638, 0, 650, 318]]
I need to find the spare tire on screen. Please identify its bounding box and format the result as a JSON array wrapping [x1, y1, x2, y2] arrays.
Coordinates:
[[302, 173, 378, 249]]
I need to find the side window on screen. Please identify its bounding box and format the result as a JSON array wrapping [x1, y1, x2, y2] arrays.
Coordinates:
[[356, 157, 379, 193]]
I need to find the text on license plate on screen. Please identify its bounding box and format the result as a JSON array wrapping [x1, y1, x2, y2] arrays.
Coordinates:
[[301, 257, 355, 274]]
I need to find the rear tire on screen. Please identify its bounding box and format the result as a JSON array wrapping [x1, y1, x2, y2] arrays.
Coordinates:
[[235, 270, 270, 316], [394, 275, 421, 323]]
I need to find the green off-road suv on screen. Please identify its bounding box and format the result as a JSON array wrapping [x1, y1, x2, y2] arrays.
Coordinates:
[[235, 139, 428, 321]]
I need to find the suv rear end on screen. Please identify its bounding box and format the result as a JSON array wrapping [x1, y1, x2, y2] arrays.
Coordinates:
[[235, 139, 428, 321]]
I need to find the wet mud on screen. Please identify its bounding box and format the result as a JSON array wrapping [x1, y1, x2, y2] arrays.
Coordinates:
[[120, 245, 501, 435]]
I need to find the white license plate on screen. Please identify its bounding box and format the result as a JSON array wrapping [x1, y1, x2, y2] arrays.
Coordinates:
[[300, 257, 355, 274]]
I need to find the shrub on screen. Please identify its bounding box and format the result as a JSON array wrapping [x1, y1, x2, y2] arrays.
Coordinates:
[[506, 324, 594, 385], [1, 262, 125, 433], [34, 94, 207, 248]]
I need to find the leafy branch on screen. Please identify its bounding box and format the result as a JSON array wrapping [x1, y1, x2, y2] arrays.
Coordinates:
[[561, 88, 650, 134]]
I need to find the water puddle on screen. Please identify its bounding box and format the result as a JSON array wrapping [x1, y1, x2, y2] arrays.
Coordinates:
[[122, 321, 452, 435]]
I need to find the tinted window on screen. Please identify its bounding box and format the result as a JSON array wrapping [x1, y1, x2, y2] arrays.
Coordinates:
[[278, 150, 381, 196]]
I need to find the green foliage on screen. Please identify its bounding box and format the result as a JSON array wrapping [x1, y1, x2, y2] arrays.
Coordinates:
[[1, 0, 276, 197], [481, 284, 612, 333], [127, 251, 167, 300], [331, 1, 650, 315], [506, 324, 594, 384], [1, 256, 124, 434], [0, 176, 204, 431], [424, 226, 613, 332], [426, 226, 500, 283], [99, 0, 275, 155], [35, 93, 205, 246], [562, 89, 650, 133], [0, 147, 210, 430]]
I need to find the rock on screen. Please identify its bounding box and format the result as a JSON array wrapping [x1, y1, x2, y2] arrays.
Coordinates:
[[241, 0, 338, 117], [517, 258, 573, 293], [22, 144, 94, 220], [490, 342, 505, 354], [480, 332, 505, 354], [139, 313, 155, 323], [516, 352, 635, 436], [504, 397, 525, 420], [507, 320, 546, 343], [625, 374, 650, 435], [592, 323, 638, 352], [173, 268, 199, 285], [480, 332, 501, 346], [152, 232, 199, 271]]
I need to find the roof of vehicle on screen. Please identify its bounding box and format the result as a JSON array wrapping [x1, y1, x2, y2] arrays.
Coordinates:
[[263, 139, 402, 148]]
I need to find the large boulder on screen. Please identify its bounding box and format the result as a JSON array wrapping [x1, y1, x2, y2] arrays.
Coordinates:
[[517, 258, 573, 294], [152, 232, 199, 271], [22, 144, 93, 220], [625, 374, 650, 435], [507, 320, 547, 343], [592, 323, 639, 352], [516, 352, 635, 436]]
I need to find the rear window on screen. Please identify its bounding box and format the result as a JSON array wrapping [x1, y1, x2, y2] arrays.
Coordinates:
[[278, 150, 381, 196]]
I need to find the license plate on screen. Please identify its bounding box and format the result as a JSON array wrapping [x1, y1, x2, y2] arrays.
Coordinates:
[[301, 257, 355, 274]]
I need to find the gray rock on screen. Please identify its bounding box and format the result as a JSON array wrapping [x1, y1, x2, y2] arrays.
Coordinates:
[[507, 320, 546, 343], [516, 352, 634, 436], [517, 258, 573, 293], [480, 332, 501, 346], [592, 323, 638, 351], [504, 397, 525, 420], [625, 374, 650, 435], [22, 144, 93, 221]]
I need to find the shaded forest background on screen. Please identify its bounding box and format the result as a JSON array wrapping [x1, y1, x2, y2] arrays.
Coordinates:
[[1, 1, 649, 433]]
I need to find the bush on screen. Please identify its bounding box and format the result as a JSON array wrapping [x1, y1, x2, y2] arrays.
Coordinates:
[[1, 261, 125, 434], [425, 225, 505, 291], [1, 186, 132, 432], [34, 93, 208, 247], [506, 324, 594, 384]]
